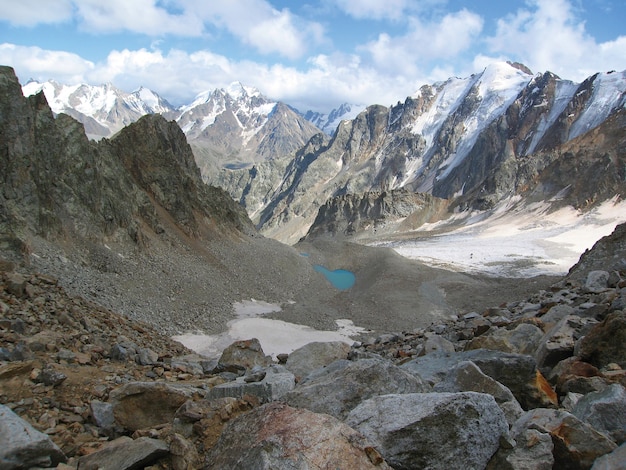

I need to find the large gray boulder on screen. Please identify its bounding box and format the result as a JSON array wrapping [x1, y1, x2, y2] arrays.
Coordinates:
[[205, 402, 392, 469], [0, 404, 66, 469], [401, 349, 557, 409], [207, 365, 295, 402], [346, 392, 508, 470], [77, 436, 169, 470], [283, 357, 429, 419], [284, 341, 351, 380], [573, 383, 626, 444], [433, 360, 524, 426], [487, 428, 554, 470], [591, 443, 626, 470]]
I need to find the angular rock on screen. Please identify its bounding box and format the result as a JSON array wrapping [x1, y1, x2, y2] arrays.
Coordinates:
[[0, 404, 66, 469], [585, 270, 610, 293], [513, 408, 617, 469], [487, 428, 554, 470], [284, 357, 429, 419], [207, 365, 295, 402], [346, 392, 508, 470], [108, 382, 196, 432], [205, 402, 392, 469], [217, 338, 272, 371], [467, 322, 544, 355], [573, 383, 626, 444], [433, 360, 524, 426], [77, 436, 169, 470], [90, 400, 116, 435], [284, 341, 350, 380], [591, 443, 626, 470], [401, 350, 556, 409], [168, 433, 201, 470], [576, 312, 626, 369]]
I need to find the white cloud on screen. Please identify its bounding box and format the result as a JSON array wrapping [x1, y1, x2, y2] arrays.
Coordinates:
[[185, 1, 326, 59], [73, 0, 204, 36], [0, 0, 73, 26], [361, 9, 483, 75], [0, 43, 94, 84], [486, 0, 626, 80]]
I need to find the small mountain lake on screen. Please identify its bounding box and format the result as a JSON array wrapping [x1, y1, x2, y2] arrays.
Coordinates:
[[314, 265, 356, 290]]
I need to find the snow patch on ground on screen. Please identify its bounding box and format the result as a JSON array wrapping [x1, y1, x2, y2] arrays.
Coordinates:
[[173, 299, 368, 359]]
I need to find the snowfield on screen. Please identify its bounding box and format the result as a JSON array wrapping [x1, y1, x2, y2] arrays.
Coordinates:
[[376, 197, 626, 277]]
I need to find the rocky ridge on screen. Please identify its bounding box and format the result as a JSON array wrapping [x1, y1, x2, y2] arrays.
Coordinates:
[[2, 222, 626, 469]]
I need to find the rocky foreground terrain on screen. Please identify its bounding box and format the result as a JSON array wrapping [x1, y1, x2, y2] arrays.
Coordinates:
[[1, 221, 626, 469]]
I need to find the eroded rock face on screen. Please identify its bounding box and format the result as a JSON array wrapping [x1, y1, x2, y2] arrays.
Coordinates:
[[205, 402, 392, 469]]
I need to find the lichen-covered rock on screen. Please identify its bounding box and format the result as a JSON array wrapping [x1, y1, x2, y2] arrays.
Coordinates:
[[346, 392, 508, 470], [205, 402, 392, 469]]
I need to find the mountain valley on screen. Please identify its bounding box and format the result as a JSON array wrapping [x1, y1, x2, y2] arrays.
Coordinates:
[[3, 61, 626, 469]]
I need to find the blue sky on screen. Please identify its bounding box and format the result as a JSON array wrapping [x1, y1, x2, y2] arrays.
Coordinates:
[[0, 0, 624, 112]]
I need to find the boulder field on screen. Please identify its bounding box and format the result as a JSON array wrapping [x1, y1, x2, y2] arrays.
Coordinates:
[[1, 246, 626, 468]]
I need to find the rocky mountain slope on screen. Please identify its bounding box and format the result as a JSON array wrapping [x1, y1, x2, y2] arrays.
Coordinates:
[[234, 62, 626, 244], [4, 65, 549, 339], [22, 80, 175, 140], [1, 221, 625, 469]]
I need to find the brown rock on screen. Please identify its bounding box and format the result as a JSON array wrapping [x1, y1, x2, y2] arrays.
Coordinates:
[[576, 312, 626, 369], [217, 338, 272, 371], [205, 402, 392, 469], [108, 382, 195, 432]]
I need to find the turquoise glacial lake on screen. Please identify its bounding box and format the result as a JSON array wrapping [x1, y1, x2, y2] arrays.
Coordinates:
[[314, 265, 356, 290]]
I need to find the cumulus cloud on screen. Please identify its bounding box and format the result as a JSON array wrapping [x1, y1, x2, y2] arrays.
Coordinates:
[[486, 0, 626, 80], [0, 0, 73, 26], [73, 0, 204, 36], [361, 9, 484, 75], [0, 43, 94, 84]]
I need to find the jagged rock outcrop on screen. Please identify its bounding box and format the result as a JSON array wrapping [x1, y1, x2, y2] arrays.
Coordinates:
[[305, 189, 448, 240], [228, 63, 626, 243]]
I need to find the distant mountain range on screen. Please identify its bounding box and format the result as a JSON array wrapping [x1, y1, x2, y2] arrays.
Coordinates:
[[21, 62, 626, 244]]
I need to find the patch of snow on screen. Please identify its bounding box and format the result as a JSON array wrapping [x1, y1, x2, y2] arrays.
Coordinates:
[[569, 70, 626, 139], [173, 299, 367, 358]]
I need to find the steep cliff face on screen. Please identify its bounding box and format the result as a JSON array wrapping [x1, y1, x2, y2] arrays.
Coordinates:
[[305, 190, 448, 240], [1, 66, 254, 252], [247, 63, 625, 243]]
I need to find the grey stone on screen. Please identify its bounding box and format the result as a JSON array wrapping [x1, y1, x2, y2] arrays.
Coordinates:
[[207, 365, 295, 402], [433, 360, 523, 426], [284, 357, 429, 419], [90, 400, 116, 434], [0, 404, 66, 469], [573, 383, 626, 444], [420, 334, 455, 356], [77, 436, 169, 470], [217, 338, 272, 370], [586, 270, 610, 293], [534, 315, 579, 369], [513, 408, 617, 469], [591, 443, 626, 470], [284, 341, 351, 380], [346, 392, 508, 470]]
